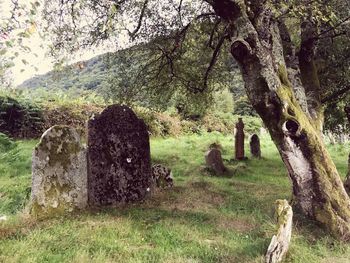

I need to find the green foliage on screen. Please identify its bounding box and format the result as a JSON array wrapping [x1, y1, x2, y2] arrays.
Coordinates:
[[212, 88, 234, 114], [316, 0, 350, 133], [324, 100, 349, 135], [0, 0, 40, 86], [0, 133, 16, 152], [233, 96, 257, 117], [0, 94, 44, 138]]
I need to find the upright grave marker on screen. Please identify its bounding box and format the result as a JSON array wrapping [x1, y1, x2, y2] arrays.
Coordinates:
[[250, 134, 261, 158], [88, 105, 153, 206], [31, 125, 87, 216], [205, 148, 227, 175], [235, 118, 245, 160]]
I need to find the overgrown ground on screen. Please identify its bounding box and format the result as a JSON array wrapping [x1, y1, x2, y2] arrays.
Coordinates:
[[0, 133, 349, 262]]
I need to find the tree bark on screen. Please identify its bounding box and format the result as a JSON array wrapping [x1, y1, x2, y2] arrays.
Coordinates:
[[211, 0, 350, 240]]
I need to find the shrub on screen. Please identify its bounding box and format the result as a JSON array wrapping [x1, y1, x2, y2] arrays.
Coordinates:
[[0, 96, 44, 138]]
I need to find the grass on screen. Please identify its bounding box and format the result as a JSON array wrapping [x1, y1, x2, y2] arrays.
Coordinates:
[[0, 132, 349, 262]]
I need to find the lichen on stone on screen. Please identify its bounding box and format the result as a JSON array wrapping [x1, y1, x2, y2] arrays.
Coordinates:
[[30, 125, 87, 217]]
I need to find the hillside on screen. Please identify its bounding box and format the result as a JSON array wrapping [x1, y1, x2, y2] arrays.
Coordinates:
[[18, 46, 245, 101], [18, 53, 115, 91]]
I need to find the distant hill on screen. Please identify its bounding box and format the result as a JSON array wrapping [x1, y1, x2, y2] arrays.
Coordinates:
[[18, 45, 246, 109], [18, 52, 116, 90]]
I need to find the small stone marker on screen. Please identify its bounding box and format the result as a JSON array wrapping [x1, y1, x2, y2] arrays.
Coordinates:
[[152, 164, 174, 188], [88, 105, 153, 206], [31, 125, 87, 216], [265, 200, 293, 263], [205, 148, 226, 175], [250, 134, 261, 158], [235, 118, 245, 160]]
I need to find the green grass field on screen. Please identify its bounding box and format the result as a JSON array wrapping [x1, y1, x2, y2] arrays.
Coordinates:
[[0, 133, 349, 262]]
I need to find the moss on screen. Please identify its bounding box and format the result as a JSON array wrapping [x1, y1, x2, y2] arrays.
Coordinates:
[[30, 125, 81, 218], [278, 64, 292, 87], [30, 178, 74, 218], [37, 125, 81, 170]]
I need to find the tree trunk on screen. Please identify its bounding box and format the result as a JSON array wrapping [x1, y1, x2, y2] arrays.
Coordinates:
[[211, 0, 350, 240]]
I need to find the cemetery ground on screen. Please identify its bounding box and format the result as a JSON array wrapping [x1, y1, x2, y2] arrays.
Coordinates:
[[0, 132, 349, 263]]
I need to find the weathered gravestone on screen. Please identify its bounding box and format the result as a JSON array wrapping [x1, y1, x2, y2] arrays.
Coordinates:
[[31, 125, 87, 216], [235, 118, 245, 160], [88, 105, 153, 205], [250, 134, 261, 158], [205, 148, 226, 175]]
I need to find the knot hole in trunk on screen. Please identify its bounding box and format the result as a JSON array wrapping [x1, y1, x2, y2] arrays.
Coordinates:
[[283, 119, 300, 136], [231, 39, 253, 63]]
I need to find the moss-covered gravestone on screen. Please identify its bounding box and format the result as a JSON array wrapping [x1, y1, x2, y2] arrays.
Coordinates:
[[88, 105, 152, 206], [205, 148, 227, 175], [31, 125, 87, 216]]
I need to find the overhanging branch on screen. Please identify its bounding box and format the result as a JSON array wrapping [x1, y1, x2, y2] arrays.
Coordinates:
[[321, 86, 350, 103]]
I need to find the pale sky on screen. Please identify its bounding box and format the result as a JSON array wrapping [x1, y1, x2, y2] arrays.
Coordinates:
[[0, 0, 117, 86], [1, 0, 199, 86]]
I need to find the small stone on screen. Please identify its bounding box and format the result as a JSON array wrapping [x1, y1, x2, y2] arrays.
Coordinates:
[[205, 148, 227, 175], [250, 134, 261, 158], [0, 215, 7, 221], [152, 164, 174, 188]]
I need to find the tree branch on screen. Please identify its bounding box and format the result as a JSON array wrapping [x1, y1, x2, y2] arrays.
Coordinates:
[[298, 19, 322, 122], [321, 86, 350, 103], [128, 0, 149, 40], [203, 30, 227, 90]]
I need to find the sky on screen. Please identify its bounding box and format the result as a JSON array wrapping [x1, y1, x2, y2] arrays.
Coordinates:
[[0, 0, 115, 86]]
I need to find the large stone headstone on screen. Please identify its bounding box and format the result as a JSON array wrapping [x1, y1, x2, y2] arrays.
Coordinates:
[[31, 125, 87, 216], [250, 134, 261, 158], [88, 105, 152, 206], [235, 118, 245, 160], [205, 148, 226, 175]]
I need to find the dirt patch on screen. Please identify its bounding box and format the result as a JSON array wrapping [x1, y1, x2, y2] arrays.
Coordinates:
[[144, 182, 226, 213], [215, 215, 256, 233], [0, 216, 38, 239]]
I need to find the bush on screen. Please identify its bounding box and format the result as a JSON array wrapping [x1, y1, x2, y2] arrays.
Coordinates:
[[0, 96, 44, 138], [0, 133, 21, 168], [0, 133, 17, 152]]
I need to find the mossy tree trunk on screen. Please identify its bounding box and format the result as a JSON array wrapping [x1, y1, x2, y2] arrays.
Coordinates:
[[211, 0, 350, 240]]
